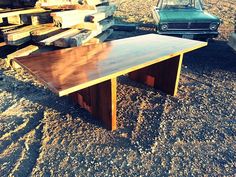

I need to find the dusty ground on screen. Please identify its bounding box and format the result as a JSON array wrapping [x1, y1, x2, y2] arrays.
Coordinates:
[[0, 0, 236, 177]]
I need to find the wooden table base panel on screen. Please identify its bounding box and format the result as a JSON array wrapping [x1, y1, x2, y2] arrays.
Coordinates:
[[70, 78, 117, 130], [129, 54, 184, 96]]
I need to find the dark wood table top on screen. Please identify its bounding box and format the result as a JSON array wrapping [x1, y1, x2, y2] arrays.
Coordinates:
[[14, 34, 207, 96]]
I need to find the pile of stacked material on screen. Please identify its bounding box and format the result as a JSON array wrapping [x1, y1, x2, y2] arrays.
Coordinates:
[[0, 0, 115, 67]]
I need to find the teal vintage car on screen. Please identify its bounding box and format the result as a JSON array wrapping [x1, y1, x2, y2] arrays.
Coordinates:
[[152, 0, 221, 40]]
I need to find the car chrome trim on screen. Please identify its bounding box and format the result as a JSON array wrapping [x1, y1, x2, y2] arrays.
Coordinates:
[[157, 31, 219, 35], [165, 28, 211, 31]]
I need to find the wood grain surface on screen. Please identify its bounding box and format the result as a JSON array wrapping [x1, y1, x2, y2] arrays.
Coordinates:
[[71, 78, 117, 130], [14, 34, 207, 96], [129, 54, 183, 96]]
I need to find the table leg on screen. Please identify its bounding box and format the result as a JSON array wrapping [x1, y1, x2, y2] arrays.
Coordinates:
[[129, 54, 184, 96], [70, 78, 117, 130]]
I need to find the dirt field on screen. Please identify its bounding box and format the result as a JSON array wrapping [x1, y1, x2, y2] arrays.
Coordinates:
[[0, 0, 236, 177]]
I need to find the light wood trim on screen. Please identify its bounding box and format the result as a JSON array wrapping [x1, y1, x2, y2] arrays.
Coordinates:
[[110, 78, 117, 130], [173, 53, 184, 96]]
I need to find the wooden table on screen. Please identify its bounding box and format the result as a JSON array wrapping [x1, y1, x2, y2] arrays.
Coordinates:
[[14, 34, 207, 130]]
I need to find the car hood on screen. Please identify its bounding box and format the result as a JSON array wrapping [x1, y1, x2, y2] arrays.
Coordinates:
[[159, 9, 219, 23]]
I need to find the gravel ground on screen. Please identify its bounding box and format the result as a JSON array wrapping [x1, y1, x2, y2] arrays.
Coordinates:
[[0, 31, 236, 176], [0, 0, 236, 176]]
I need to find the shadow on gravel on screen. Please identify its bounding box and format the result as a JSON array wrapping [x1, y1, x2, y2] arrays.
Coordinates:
[[0, 68, 167, 151], [115, 76, 167, 151], [0, 69, 104, 127], [0, 110, 44, 153], [184, 40, 236, 74]]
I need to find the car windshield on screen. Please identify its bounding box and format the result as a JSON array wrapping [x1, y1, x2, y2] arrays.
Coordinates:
[[160, 0, 202, 10]]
